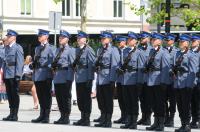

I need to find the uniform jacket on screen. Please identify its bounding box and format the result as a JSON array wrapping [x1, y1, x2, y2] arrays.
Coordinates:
[[137, 45, 152, 84], [161, 46, 178, 85], [53, 44, 75, 84], [96, 44, 120, 85], [32, 43, 55, 81], [173, 50, 192, 88], [146, 47, 168, 86], [75, 45, 96, 83], [121, 47, 141, 85], [3, 43, 24, 79]]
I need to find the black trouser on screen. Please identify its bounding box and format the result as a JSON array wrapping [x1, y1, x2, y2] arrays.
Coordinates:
[[165, 84, 176, 117], [139, 83, 152, 115], [4, 78, 20, 109], [96, 84, 113, 114], [54, 81, 72, 114], [123, 85, 139, 116], [34, 79, 52, 110], [149, 85, 166, 117], [76, 82, 92, 114], [176, 88, 192, 124], [116, 83, 126, 115], [191, 85, 200, 122]]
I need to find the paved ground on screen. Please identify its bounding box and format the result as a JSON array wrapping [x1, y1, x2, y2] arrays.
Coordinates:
[[0, 95, 199, 132]]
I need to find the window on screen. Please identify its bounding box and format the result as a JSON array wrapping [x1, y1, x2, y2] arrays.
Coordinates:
[[62, 0, 71, 16], [76, 0, 82, 17], [113, 0, 123, 17], [21, 0, 32, 15]]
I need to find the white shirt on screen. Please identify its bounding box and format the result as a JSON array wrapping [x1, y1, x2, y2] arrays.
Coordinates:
[[23, 64, 33, 75], [9, 41, 15, 47]]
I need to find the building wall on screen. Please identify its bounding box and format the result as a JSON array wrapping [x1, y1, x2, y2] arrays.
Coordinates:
[[0, 0, 142, 36]]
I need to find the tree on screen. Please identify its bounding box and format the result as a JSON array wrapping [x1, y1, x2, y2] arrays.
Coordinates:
[[128, 0, 200, 31], [53, 0, 87, 32]]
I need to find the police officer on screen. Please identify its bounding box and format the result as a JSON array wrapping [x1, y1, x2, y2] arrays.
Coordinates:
[[53, 30, 75, 124], [145, 33, 168, 131], [2, 29, 24, 121], [118, 32, 141, 129], [31, 29, 55, 123], [94, 31, 120, 128], [172, 34, 192, 132], [190, 34, 200, 129], [73, 31, 95, 126], [137, 31, 152, 126], [113, 35, 127, 124], [162, 33, 178, 127]]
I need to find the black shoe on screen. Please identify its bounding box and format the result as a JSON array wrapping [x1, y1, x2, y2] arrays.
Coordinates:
[[114, 113, 125, 124], [81, 113, 90, 126], [102, 114, 112, 128], [175, 125, 191, 132], [146, 117, 159, 130], [94, 114, 106, 127], [9, 109, 18, 121], [31, 109, 45, 123], [41, 109, 50, 123], [114, 117, 123, 124], [165, 114, 174, 127], [73, 119, 83, 126], [3, 109, 13, 121], [54, 113, 65, 124], [59, 114, 70, 124], [120, 115, 132, 129], [129, 115, 137, 129], [142, 113, 151, 125], [190, 121, 200, 129], [165, 119, 174, 127], [137, 114, 145, 125], [155, 117, 164, 131], [93, 115, 102, 122], [73, 113, 84, 126]]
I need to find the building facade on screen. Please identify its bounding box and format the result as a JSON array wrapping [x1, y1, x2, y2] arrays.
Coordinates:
[[0, 0, 143, 36]]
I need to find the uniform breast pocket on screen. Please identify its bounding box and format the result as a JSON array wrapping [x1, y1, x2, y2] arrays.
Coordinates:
[[154, 56, 161, 66], [59, 56, 67, 63], [129, 57, 137, 65], [102, 57, 110, 64], [80, 57, 87, 65], [6, 54, 15, 63]]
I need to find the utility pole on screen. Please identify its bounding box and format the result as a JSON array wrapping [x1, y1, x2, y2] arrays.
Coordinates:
[[165, 0, 171, 33]]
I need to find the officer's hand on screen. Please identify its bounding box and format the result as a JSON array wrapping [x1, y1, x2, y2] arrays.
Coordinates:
[[116, 68, 124, 75], [15, 76, 21, 83], [169, 70, 175, 77], [110, 81, 115, 89]]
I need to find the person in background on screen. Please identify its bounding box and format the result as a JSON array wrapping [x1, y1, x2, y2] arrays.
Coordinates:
[[0, 37, 6, 104], [22, 55, 39, 110]]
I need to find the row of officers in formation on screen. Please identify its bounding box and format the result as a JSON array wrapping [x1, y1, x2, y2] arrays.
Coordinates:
[[0, 29, 200, 132]]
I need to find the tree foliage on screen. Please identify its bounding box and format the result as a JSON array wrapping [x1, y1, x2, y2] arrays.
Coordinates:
[[129, 0, 200, 31], [53, 0, 63, 4]]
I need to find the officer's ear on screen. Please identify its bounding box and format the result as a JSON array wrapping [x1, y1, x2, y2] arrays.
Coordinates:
[[86, 38, 89, 45]]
